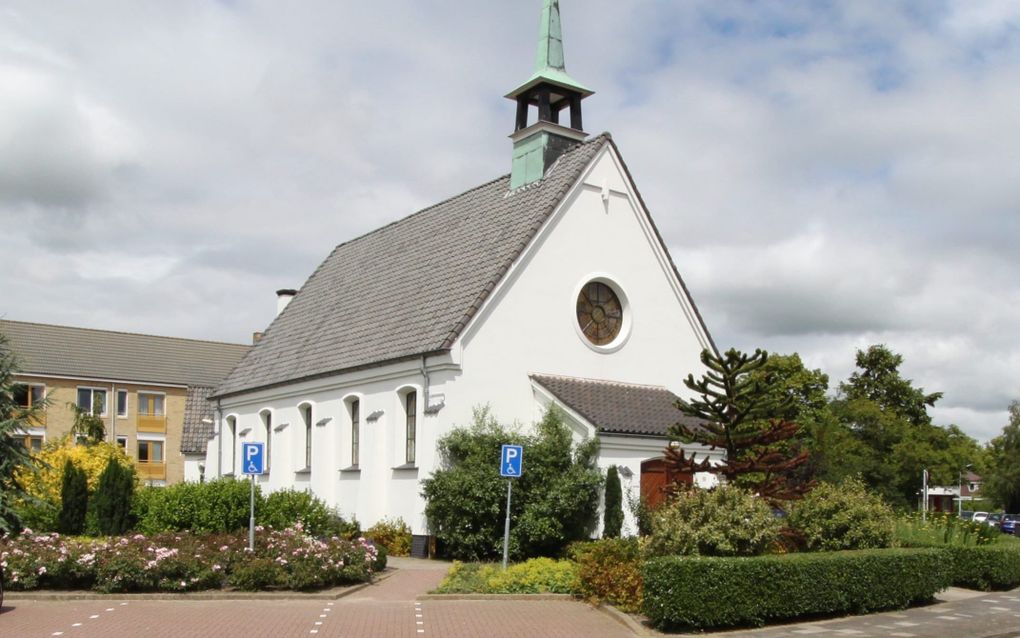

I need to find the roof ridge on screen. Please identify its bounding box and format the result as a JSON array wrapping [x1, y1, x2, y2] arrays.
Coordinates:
[[530, 373, 669, 392], [0, 319, 249, 349]]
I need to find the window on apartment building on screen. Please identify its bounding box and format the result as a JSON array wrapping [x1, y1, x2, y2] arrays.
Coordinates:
[[116, 390, 128, 417], [138, 440, 164, 464], [14, 383, 45, 409], [302, 404, 313, 470], [138, 393, 165, 417], [350, 399, 360, 468], [77, 387, 108, 416], [24, 435, 43, 453], [261, 411, 272, 471], [116, 436, 128, 449], [226, 416, 237, 474], [405, 391, 417, 465]]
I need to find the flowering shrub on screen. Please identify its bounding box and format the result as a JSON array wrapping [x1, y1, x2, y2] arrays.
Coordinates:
[[0, 525, 378, 593], [787, 478, 894, 551]]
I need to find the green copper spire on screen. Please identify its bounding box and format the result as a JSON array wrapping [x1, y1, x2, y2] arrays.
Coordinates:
[[507, 0, 593, 189], [507, 0, 593, 99]]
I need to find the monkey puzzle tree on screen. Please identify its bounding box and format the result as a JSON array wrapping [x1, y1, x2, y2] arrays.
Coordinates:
[[665, 348, 814, 503]]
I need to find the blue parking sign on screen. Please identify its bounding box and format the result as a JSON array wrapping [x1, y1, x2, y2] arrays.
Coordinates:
[[242, 442, 265, 475], [500, 444, 523, 478]]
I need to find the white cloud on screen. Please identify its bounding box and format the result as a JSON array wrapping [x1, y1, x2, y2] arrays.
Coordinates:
[[0, 1, 1016, 442]]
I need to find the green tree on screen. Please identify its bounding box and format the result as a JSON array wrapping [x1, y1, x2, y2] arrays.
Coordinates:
[[70, 402, 106, 444], [58, 459, 88, 535], [93, 457, 136, 535], [667, 348, 813, 502], [840, 345, 942, 428], [984, 402, 1020, 512], [0, 331, 44, 534], [602, 465, 623, 539], [421, 406, 602, 561], [833, 345, 983, 508]]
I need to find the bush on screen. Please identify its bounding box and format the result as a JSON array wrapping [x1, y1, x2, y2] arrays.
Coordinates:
[[787, 478, 894, 551], [260, 489, 333, 536], [938, 544, 1020, 590], [365, 517, 412, 556], [58, 460, 88, 536], [422, 407, 602, 561], [602, 466, 623, 538], [135, 478, 258, 535], [371, 542, 388, 571], [644, 485, 781, 557], [643, 548, 951, 630], [433, 558, 576, 594], [92, 457, 136, 535], [0, 526, 379, 593], [15, 436, 132, 521], [569, 538, 642, 612]]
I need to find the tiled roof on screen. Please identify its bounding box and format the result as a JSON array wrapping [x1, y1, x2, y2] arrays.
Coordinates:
[[531, 374, 704, 438], [1, 320, 249, 387], [214, 134, 613, 398], [181, 385, 214, 455]]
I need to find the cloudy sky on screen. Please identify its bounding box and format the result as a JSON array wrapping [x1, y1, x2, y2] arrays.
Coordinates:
[[2, 1, 1017, 442]]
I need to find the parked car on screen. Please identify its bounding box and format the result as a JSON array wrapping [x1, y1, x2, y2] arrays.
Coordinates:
[[1001, 514, 1019, 535], [960, 510, 975, 521], [987, 513, 1003, 530], [973, 511, 990, 523]]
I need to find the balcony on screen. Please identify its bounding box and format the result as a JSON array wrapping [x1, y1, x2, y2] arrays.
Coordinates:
[[136, 461, 166, 481], [137, 414, 166, 433]]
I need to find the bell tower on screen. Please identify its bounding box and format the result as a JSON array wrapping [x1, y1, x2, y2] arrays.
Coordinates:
[[506, 0, 593, 189]]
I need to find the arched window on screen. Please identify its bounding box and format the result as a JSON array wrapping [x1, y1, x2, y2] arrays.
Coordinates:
[[226, 416, 237, 474], [301, 404, 313, 469], [404, 391, 417, 465], [260, 410, 272, 472], [350, 399, 360, 468]]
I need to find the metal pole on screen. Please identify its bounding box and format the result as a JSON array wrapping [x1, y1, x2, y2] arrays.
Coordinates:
[[922, 469, 928, 522], [249, 474, 256, 551], [502, 480, 512, 570], [958, 469, 963, 517]]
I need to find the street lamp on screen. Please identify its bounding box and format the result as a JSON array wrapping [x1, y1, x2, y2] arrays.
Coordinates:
[[958, 464, 973, 517]]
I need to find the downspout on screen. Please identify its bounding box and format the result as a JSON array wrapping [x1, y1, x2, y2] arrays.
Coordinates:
[[110, 383, 117, 445], [419, 355, 431, 411], [215, 399, 223, 477]]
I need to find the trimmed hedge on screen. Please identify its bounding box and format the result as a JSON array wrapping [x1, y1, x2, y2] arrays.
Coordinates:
[[940, 544, 1020, 590], [643, 548, 951, 631]]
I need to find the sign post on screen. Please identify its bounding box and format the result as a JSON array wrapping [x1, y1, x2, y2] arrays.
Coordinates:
[[500, 444, 523, 569], [242, 442, 265, 551]]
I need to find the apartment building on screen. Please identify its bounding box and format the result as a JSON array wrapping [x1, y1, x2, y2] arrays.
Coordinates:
[[2, 320, 248, 485]]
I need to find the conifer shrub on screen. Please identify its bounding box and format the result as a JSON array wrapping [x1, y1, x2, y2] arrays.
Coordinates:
[[787, 477, 894, 551], [93, 458, 136, 535], [57, 460, 88, 536], [602, 466, 623, 538], [643, 548, 950, 630], [644, 485, 780, 557]]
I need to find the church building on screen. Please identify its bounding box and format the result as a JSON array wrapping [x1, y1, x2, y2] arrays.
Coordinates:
[[203, 0, 722, 541]]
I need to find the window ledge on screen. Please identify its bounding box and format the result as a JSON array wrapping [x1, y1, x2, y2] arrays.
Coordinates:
[[392, 463, 418, 471], [339, 466, 361, 473], [295, 467, 311, 475]]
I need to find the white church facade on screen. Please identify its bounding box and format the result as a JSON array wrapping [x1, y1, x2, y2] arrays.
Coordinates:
[[199, 0, 723, 543]]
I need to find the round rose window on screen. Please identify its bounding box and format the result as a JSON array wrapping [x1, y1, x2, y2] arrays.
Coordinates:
[[576, 281, 623, 346]]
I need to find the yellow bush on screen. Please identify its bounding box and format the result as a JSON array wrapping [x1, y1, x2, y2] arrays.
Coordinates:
[[17, 435, 134, 504]]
